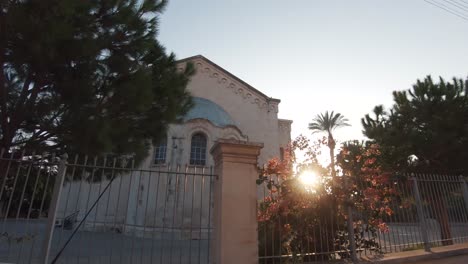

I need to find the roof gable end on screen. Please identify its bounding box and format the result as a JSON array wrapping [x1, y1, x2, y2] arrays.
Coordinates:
[[177, 55, 280, 113]]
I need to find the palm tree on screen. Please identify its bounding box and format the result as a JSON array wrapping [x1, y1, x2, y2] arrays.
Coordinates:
[[308, 111, 350, 178]]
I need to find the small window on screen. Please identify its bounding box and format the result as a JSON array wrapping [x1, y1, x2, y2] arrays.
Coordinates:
[[190, 133, 207, 166], [153, 137, 167, 165]]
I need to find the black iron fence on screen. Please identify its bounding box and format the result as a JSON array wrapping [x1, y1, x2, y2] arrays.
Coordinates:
[[257, 173, 468, 263], [0, 150, 215, 264]]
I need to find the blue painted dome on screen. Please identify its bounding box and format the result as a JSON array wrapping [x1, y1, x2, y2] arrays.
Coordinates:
[[183, 97, 236, 127]]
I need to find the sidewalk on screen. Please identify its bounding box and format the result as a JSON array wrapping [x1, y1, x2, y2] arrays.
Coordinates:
[[362, 243, 468, 263], [410, 254, 468, 264]]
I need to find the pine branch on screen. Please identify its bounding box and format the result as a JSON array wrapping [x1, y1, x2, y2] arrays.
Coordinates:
[[13, 72, 33, 117], [9, 78, 44, 140]]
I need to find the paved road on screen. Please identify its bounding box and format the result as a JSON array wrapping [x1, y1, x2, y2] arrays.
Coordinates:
[[0, 219, 210, 264], [3, 219, 468, 263]]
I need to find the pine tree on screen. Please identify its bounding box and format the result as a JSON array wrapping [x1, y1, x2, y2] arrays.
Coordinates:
[[362, 76, 468, 174], [0, 0, 193, 160], [362, 75, 468, 245]]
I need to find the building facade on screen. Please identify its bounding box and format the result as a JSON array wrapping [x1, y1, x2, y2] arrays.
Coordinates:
[[56, 55, 292, 237], [139, 55, 292, 170]]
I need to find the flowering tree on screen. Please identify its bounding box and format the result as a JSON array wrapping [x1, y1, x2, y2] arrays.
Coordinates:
[[257, 137, 399, 263]]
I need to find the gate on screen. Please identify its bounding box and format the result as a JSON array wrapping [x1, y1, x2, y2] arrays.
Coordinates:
[[0, 150, 215, 264]]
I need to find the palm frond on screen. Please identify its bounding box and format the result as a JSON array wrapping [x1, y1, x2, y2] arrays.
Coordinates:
[[308, 111, 350, 134]]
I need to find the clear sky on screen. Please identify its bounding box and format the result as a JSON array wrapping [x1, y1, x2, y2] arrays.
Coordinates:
[[158, 0, 468, 143]]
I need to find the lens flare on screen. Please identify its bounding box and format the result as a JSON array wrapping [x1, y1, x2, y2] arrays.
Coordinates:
[[299, 170, 319, 187]]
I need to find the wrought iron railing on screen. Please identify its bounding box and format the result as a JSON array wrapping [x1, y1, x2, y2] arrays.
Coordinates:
[[257, 173, 468, 263], [0, 150, 215, 264]]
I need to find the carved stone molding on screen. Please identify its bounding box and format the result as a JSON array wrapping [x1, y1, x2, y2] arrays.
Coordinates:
[[180, 60, 279, 113], [183, 118, 248, 142]]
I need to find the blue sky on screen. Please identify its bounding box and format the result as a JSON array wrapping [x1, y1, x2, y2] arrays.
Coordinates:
[[158, 0, 468, 143]]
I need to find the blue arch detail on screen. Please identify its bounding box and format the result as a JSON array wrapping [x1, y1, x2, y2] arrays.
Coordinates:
[[183, 97, 236, 127]]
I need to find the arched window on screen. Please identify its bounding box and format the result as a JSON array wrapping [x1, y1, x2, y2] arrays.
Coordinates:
[[190, 133, 207, 166], [153, 136, 167, 165]]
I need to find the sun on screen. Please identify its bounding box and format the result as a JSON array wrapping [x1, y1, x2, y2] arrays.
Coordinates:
[[298, 170, 320, 187], [294, 144, 330, 168]]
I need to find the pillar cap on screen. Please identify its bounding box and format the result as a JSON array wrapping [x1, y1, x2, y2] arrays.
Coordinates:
[[210, 139, 263, 165]]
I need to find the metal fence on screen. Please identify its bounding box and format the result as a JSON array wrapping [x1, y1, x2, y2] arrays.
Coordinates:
[[0, 150, 215, 264], [257, 173, 468, 263]]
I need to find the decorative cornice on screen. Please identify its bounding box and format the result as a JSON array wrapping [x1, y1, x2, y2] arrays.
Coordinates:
[[278, 119, 293, 133], [210, 139, 264, 165], [177, 56, 279, 113], [278, 124, 291, 133]]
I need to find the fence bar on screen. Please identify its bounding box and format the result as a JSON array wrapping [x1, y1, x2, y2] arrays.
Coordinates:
[[84, 157, 98, 264], [40, 154, 68, 264], [75, 155, 88, 263], [121, 159, 136, 263], [198, 171, 205, 263], [151, 169, 162, 263], [169, 167, 180, 263], [141, 170, 152, 264], [206, 167, 214, 264], [424, 174, 438, 245], [21, 154, 45, 262], [344, 177, 358, 262], [411, 176, 430, 252], [438, 174, 453, 245], [0, 153, 216, 263], [459, 176, 468, 215]]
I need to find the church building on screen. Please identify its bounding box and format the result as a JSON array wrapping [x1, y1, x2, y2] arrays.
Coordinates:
[[141, 55, 292, 169], [56, 55, 292, 238]]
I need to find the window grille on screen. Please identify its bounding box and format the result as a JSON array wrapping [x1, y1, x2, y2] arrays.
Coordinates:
[[190, 133, 207, 166], [153, 137, 167, 164]]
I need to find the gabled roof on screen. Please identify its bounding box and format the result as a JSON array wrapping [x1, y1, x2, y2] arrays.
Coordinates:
[[177, 55, 281, 103]]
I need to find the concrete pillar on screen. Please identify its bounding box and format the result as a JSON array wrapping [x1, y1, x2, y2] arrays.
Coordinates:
[[210, 139, 263, 264]]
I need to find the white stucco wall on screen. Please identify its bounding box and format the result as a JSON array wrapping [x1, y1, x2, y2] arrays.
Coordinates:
[[278, 119, 293, 150], [174, 56, 288, 166]]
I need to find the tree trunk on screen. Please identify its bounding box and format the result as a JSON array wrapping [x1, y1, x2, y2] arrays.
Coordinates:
[[0, 11, 13, 151], [0, 48, 8, 149], [328, 133, 336, 179], [420, 180, 453, 246]]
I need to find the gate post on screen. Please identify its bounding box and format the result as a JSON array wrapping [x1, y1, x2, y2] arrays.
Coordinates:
[[210, 139, 263, 264]]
